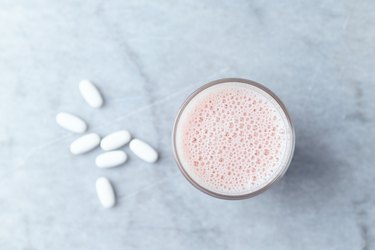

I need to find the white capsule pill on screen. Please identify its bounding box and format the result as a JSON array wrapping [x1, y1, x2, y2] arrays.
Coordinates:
[[70, 133, 101, 155], [100, 130, 131, 151], [96, 177, 116, 208], [129, 139, 158, 163], [56, 112, 87, 133], [96, 150, 127, 168], [79, 80, 104, 108]]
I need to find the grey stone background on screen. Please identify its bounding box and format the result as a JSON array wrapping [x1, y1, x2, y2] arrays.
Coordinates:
[[0, 0, 374, 249]]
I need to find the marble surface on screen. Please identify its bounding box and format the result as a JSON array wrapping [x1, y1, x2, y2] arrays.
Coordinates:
[[0, 0, 374, 249]]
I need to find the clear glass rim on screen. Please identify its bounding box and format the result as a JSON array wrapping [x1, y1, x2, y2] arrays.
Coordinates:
[[172, 78, 296, 200]]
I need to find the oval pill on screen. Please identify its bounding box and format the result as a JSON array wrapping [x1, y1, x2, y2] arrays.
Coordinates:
[[70, 133, 100, 155], [100, 130, 131, 151], [95, 150, 127, 168], [79, 80, 104, 108], [129, 139, 158, 163], [56, 112, 87, 133], [96, 177, 116, 208]]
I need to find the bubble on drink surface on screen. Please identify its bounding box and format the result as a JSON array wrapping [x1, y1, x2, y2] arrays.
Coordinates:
[[178, 83, 292, 195]]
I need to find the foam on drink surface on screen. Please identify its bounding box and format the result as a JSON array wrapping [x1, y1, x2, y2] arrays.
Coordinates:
[[175, 82, 293, 196]]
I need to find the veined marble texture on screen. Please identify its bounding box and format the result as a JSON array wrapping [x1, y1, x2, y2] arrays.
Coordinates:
[[0, 0, 374, 249]]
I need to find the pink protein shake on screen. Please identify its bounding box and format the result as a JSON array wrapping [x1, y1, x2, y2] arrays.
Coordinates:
[[173, 79, 295, 199]]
